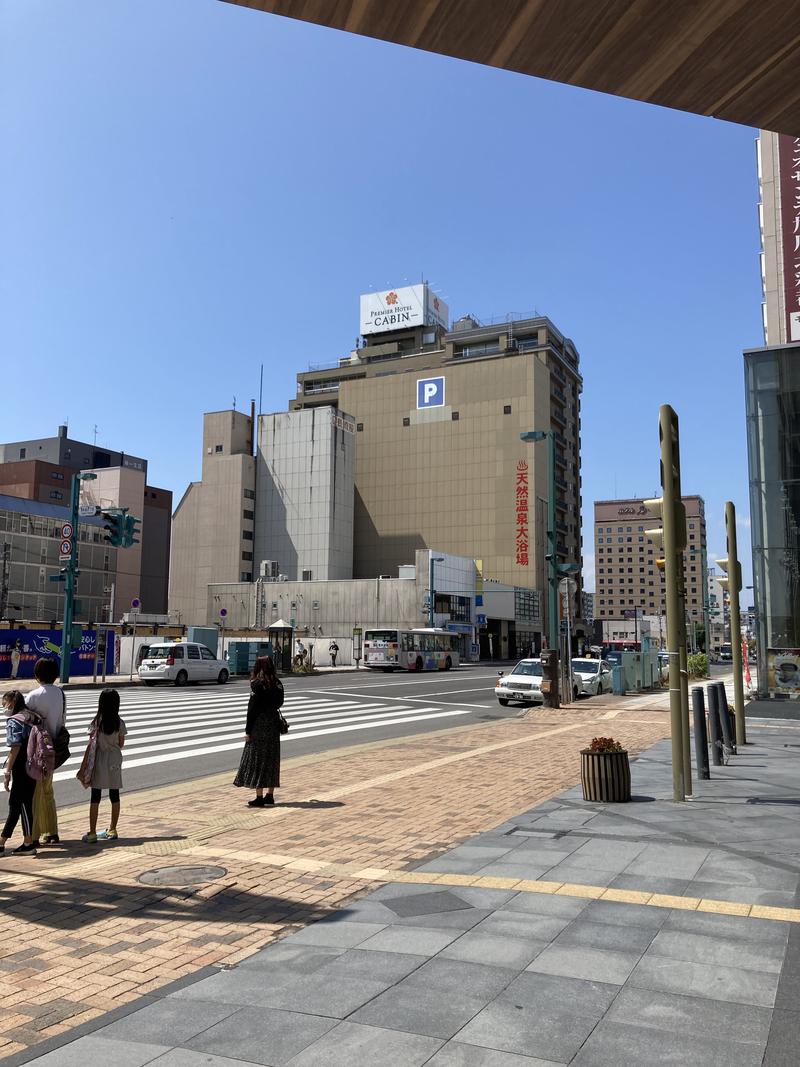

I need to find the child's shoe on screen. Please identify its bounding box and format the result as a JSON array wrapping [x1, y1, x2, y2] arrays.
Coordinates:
[[98, 829, 118, 841], [81, 832, 98, 844]]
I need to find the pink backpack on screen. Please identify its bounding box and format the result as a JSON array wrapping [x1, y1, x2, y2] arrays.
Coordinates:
[[26, 717, 56, 780]]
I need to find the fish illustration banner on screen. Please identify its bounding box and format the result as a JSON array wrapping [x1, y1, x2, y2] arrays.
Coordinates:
[[0, 629, 115, 679]]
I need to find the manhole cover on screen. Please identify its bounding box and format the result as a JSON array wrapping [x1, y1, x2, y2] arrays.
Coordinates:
[[138, 865, 227, 887]]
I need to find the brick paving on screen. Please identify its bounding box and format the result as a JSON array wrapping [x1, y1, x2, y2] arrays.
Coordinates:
[[0, 706, 671, 1060]]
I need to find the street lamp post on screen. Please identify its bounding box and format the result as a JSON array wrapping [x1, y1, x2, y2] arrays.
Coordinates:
[[428, 554, 444, 629], [520, 430, 557, 649]]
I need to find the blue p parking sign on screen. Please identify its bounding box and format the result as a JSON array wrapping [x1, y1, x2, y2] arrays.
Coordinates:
[[417, 376, 445, 409]]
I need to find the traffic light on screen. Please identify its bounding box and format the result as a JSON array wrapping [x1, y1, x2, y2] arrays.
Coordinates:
[[122, 515, 141, 548], [102, 510, 126, 547], [715, 557, 742, 592]]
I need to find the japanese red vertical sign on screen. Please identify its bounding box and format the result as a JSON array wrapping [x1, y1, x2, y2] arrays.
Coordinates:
[[779, 134, 800, 341], [515, 460, 529, 566]]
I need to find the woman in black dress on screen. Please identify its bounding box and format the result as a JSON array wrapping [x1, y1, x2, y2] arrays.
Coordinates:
[[234, 656, 284, 807]]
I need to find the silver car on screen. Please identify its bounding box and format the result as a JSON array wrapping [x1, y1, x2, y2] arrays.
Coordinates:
[[495, 659, 546, 707], [138, 641, 229, 686], [571, 658, 613, 697]]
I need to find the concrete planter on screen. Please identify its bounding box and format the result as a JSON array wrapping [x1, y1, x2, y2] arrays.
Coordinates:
[[580, 749, 631, 803]]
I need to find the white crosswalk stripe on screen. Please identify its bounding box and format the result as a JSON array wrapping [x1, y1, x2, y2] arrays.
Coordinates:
[[2, 685, 472, 780]]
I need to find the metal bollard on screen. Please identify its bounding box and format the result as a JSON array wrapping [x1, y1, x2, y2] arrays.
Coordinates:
[[706, 683, 724, 766], [716, 682, 738, 759], [715, 681, 736, 755], [691, 686, 710, 779]]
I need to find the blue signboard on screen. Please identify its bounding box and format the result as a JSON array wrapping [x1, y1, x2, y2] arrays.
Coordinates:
[[476, 613, 487, 626], [417, 376, 445, 409], [0, 629, 115, 679]]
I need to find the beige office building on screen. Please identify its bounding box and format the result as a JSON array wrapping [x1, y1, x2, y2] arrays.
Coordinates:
[[169, 410, 256, 626], [593, 496, 708, 624], [170, 406, 356, 626], [293, 290, 584, 636]]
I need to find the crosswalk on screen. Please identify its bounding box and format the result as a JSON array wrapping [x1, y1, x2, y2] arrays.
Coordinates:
[[4, 685, 472, 781]]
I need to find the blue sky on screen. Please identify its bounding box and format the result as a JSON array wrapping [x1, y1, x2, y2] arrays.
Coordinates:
[[1, 0, 761, 594]]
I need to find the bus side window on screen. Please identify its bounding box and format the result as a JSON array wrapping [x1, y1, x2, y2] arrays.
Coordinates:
[[402, 634, 414, 652]]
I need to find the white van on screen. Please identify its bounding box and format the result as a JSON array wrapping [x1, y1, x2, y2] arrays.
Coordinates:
[[138, 642, 229, 686]]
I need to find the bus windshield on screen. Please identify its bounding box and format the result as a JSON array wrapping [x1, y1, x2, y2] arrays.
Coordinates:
[[364, 630, 398, 645]]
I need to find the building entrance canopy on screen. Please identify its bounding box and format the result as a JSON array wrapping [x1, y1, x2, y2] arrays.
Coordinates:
[[222, 1, 800, 136]]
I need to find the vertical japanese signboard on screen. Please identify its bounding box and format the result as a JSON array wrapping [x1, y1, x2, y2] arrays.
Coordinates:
[[779, 134, 800, 341], [515, 461, 529, 566]]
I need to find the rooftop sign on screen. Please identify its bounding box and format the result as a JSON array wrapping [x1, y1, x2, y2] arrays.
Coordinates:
[[360, 283, 448, 336]]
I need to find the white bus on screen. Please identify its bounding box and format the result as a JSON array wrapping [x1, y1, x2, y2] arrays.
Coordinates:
[[363, 628, 460, 672]]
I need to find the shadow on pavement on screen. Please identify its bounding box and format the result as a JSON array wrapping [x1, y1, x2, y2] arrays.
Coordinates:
[[0, 869, 336, 931]]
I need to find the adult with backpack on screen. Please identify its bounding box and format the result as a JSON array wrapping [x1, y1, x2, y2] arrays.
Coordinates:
[[25, 657, 68, 845], [234, 655, 286, 806], [1, 690, 38, 854]]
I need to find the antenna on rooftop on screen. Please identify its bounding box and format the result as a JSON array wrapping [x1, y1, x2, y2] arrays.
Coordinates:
[[233, 396, 237, 411]]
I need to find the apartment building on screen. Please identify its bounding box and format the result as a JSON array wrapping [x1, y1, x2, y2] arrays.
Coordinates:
[[593, 496, 708, 623]]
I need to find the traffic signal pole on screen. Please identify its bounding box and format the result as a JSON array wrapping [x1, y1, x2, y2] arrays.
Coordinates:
[[656, 405, 687, 801], [58, 474, 81, 684], [59, 471, 97, 683], [676, 569, 693, 797]]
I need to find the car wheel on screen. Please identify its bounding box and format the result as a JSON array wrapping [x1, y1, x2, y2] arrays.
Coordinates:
[[444, 656, 452, 671], [573, 685, 580, 701], [217, 669, 229, 684], [415, 656, 424, 672], [498, 697, 509, 706], [175, 670, 188, 687]]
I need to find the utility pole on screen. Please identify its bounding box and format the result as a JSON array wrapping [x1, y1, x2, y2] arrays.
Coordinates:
[[428, 554, 444, 628], [717, 502, 746, 745], [645, 405, 688, 801]]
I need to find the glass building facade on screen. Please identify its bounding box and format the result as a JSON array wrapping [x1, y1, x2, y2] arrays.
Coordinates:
[[0, 495, 117, 624], [745, 343, 800, 698]]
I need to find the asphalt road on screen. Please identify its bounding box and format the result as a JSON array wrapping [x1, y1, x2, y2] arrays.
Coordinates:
[[2, 666, 519, 813]]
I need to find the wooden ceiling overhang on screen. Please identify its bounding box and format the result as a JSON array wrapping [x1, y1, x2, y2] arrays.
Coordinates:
[[220, 0, 800, 135]]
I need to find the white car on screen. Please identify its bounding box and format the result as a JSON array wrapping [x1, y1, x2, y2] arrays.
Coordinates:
[[138, 642, 229, 686], [571, 658, 613, 697], [495, 659, 547, 707]]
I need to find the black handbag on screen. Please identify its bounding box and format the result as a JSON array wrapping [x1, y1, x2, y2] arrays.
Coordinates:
[[278, 712, 290, 735], [53, 690, 70, 769], [53, 726, 71, 769]]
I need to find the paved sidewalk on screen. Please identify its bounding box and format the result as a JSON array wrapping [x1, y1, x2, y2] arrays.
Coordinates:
[[13, 714, 800, 1067], [6, 691, 800, 1067], [0, 700, 670, 1062]]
